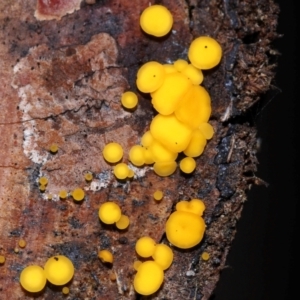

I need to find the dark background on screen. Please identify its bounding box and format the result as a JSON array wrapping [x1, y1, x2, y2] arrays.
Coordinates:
[[212, 0, 298, 299]]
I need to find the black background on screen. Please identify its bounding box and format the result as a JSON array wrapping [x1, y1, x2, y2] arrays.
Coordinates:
[[212, 0, 298, 299]]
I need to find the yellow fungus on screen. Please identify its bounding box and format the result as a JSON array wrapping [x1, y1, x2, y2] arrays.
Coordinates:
[[165, 211, 205, 249], [136, 61, 165, 93], [128, 168, 135, 178], [152, 244, 173, 270], [98, 202, 122, 224], [188, 36, 222, 70], [84, 172, 93, 182], [18, 239, 26, 248], [153, 161, 177, 177], [102, 142, 123, 163], [133, 261, 164, 295], [14, 247, 19, 253], [148, 139, 177, 163], [39, 185, 46, 192], [116, 214, 130, 230], [98, 250, 113, 264], [173, 59, 188, 72], [109, 271, 117, 281], [133, 260, 142, 271], [143, 147, 155, 164], [71, 188, 85, 201], [47, 194, 53, 200], [62, 286, 70, 295], [39, 177, 48, 186], [201, 251, 210, 261], [20, 265, 47, 293], [151, 72, 192, 115], [59, 190, 68, 200], [49, 143, 59, 153], [199, 122, 214, 139], [150, 114, 193, 153], [181, 64, 204, 85], [0, 255, 5, 264], [141, 131, 154, 148], [140, 5, 173, 37], [153, 190, 163, 201], [184, 129, 207, 157], [113, 163, 129, 180], [121, 91, 138, 109], [129, 145, 146, 166], [179, 157, 196, 173], [44, 255, 74, 286], [176, 199, 205, 216], [163, 64, 177, 74], [135, 236, 156, 258]]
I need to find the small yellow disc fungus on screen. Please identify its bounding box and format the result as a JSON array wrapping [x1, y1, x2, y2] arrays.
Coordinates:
[[47, 194, 53, 200], [116, 214, 130, 230], [109, 271, 117, 281], [134, 261, 164, 295], [201, 251, 210, 261], [188, 36, 222, 70], [153, 190, 163, 201], [150, 114, 193, 153], [152, 244, 173, 270], [176, 199, 205, 216], [140, 5, 173, 37], [153, 161, 177, 177], [181, 64, 204, 85], [0, 255, 5, 264], [18, 239, 26, 248], [14, 247, 19, 253], [163, 64, 177, 74], [136, 61, 165, 93], [84, 172, 93, 182], [141, 131, 154, 148], [44, 255, 74, 286], [98, 250, 113, 264], [179, 157, 196, 173], [39, 177, 48, 186], [71, 188, 85, 201], [113, 163, 129, 180], [184, 129, 207, 157], [143, 147, 155, 164], [128, 168, 135, 178], [102, 142, 123, 163], [166, 211, 206, 249], [20, 265, 47, 293], [62, 286, 70, 295], [121, 91, 138, 109], [149, 139, 178, 163], [199, 122, 214, 139], [39, 185, 46, 192], [151, 73, 192, 115], [135, 236, 156, 258], [49, 143, 59, 153], [133, 260, 142, 271], [59, 190, 68, 199], [98, 202, 122, 224], [174, 59, 188, 72], [129, 145, 146, 166]]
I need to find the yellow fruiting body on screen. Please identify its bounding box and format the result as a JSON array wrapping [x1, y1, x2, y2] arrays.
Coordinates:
[[198, 122, 214, 139], [59, 190, 68, 199], [136, 61, 165, 93], [129, 145, 146, 166], [153, 161, 177, 177], [181, 64, 204, 85], [44, 255, 74, 286], [176, 199, 205, 216], [71, 188, 85, 201], [133, 261, 164, 295], [184, 129, 207, 157], [62, 286, 70, 295], [121, 91, 138, 109], [153, 190, 163, 201], [116, 214, 130, 230], [174, 59, 188, 72], [152, 244, 173, 270], [188, 36, 222, 70], [47, 194, 53, 200], [141, 131, 154, 148], [49, 143, 59, 153], [0, 255, 5, 264], [98, 250, 113, 264], [84, 173, 93, 182], [39, 177, 48, 186], [98, 202, 122, 224], [165, 211, 205, 249], [113, 163, 129, 180], [18, 239, 26, 248], [102, 142, 123, 163], [20, 265, 47, 293], [39, 185, 46, 192], [128, 169, 135, 178], [135, 236, 156, 258], [149, 139, 178, 163], [179, 157, 196, 173], [143, 147, 155, 164], [163, 64, 177, 74], [201, 251, 210, 261], [133, 260, 142, 271], [140, 5, 173, 37]]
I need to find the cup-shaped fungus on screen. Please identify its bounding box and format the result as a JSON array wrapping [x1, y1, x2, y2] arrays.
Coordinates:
[[176, 199, 205, 216], [84, 172, 93, 182], [49, 143, 59, 154], [71, 188, 85, 201], [59, 190, 68, 200], [98, 202, 122, 224], [152, 244, 173, 270], [18, 239, 26, 248], [179, 157, 196, 174], [129, 145, 146, 166], [20, 265, 47, 293], [153, 161, 177, 177], [135, 236, 156, 258], [140, 5, 173, 37], [181, 64, 204, 85], [165, 211, 205, 249], [116, 215, 130, 230], [153, 190, 163, 201], [113, 163, 129, 180], [44, 255, 74, 286], [188, 36, 222, 70], [98, 250, 113, 264], [198, 122, 214, 139], [141, 131, 154, 148], [121, 91, 138, 109], [0, 255, 5, 264], [133, 261, 164, 295], [183, 129, 207, 157], [102, 142, 123, 163], [174, 59, 188, 72], [39, 177, 48, 186]]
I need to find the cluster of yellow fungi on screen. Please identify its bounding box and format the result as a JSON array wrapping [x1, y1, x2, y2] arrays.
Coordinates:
[[20, 255, 74, 293]]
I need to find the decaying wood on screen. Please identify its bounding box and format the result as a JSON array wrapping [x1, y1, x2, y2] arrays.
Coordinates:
[[0, 0, 279, 299]]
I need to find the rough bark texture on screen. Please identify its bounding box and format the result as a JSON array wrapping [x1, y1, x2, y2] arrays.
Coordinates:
[[0, 0, 279, 299]]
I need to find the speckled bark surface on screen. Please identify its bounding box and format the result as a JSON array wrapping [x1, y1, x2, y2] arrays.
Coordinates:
[[0, 0, 279, 299]]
